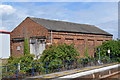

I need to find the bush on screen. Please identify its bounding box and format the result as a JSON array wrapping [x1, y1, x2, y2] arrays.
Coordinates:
[[2, 54, 35, 77], [39, 43, 80, 73], [96, 40, 120, 61]]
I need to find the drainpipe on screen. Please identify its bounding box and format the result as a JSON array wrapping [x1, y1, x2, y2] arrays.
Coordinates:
[[51, 30, 52, 44]]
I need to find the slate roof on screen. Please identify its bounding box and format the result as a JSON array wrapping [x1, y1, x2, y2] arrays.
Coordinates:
[[29, 17, 112, 36]]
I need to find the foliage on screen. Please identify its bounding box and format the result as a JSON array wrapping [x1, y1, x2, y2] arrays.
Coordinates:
[[85, 47, 89, 57], [3, 43, 80, 76], [96, 40, 120, 59], [40, 43, 79, 61], [39, 43, 80, 73], [24, 38, 30, 55], [7, 54, 34, 66], [2, 54, 35, 77]]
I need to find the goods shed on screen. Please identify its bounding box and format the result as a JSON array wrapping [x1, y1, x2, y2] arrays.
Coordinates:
[[10, 17, 113, 57]]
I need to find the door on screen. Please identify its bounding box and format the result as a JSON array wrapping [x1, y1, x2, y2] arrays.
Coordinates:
[[38, 40, 46, 56], [30, 39, 46, 57]]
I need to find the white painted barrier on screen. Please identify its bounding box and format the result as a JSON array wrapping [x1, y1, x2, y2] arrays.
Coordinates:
[[57, 63, 120, 79]]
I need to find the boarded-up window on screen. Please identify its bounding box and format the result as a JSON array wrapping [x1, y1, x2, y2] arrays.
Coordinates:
[[17, 46, 21, 51]]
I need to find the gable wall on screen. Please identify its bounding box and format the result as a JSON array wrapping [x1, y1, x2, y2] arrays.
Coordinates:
[[10, 18, 48, 57]]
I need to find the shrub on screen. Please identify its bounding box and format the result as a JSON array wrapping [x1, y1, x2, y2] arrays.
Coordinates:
[[39, 43, 80, 73], [96, 40, 120, 61], [2, 54, 35, 77]]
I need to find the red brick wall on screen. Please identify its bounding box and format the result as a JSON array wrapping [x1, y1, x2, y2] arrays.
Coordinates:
[[50, 31, 112, 57], [11, 17, 48, 39], [11, 42, 24, 57], [10, 17, 49, 57]]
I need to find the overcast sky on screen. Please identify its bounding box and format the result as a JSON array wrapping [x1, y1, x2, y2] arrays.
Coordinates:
[[0, 1, 118, 39]]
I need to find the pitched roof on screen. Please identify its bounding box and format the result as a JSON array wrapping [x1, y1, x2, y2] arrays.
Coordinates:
[[29, 17, 112, 36]]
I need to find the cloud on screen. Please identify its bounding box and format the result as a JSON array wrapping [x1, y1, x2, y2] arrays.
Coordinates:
[[0, 5, 15, 30], [0, 2, 118, 39], [0, 4, 28, 31], [0, 5, 16, 15]]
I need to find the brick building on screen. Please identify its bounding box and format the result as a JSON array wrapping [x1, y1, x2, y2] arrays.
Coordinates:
[[10, 17, 113, 57]]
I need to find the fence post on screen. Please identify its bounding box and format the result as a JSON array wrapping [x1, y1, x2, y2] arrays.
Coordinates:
[[15, 64, 19, 80], [58, 62, 60, 72], [18, 63, 20, 71], [6, 66, 7, 73], [32, 63, 35, 76], [45, 62, 49, 74]]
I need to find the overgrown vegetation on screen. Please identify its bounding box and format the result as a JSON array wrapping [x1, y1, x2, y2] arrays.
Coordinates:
[[38, 43, 80, 72], [24, 38, 30, 55], [85, 47, 89, 57], [40, 43, 79, 62], [96, 40, 120, 61], [2, 40, 120, 78], [2, 43, 80, 77], [2, 54, 35, 77]]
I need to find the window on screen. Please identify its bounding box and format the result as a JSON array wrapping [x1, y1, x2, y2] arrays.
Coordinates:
[[65, 38, 73, 40], [77, 39, 84, 40], [54, 38, 61, 39], [17, 46, 21, 51]]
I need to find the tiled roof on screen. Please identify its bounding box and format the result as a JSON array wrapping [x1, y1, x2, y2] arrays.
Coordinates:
[[29, 17, 112, 36]]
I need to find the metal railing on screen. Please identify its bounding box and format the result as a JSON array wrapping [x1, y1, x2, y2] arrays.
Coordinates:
[[0, 57, 118, 79]]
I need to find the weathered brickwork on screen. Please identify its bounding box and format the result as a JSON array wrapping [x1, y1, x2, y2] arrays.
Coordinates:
[[48, 31, 112, 57], [11, 18, 48, 39], [11, 18, 49, 57], [11, 42, 24, 57], [10, 17, 112, 57]]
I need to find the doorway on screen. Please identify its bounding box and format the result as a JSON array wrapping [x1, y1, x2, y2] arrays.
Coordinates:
[[30, 38, 46, 57]]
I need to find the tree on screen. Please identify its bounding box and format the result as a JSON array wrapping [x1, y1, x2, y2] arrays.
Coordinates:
[[96, 40, 120, 58], [24, 38, 30, 55]]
